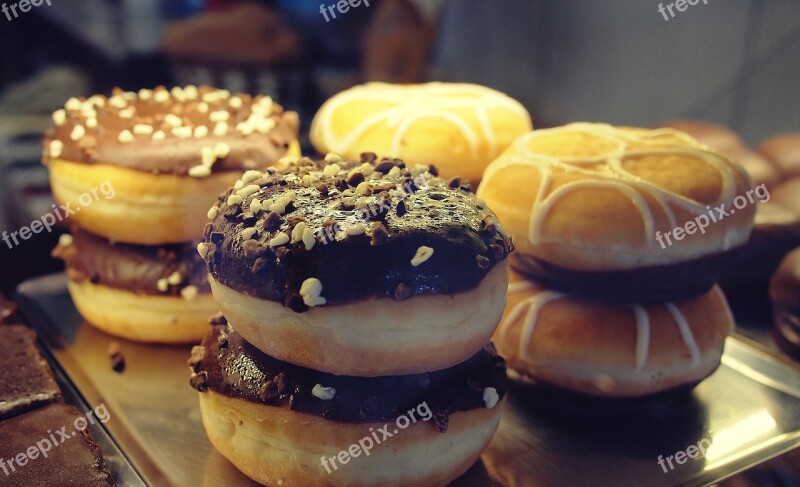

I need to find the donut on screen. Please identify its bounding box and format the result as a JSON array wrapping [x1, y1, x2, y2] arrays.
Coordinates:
[[200, 154, 512, 376], [758, 133, 800, 178], [309, 82, 532, 184], [190, 323, 506, 487], [44, 86, 300, 245], [477, 123, 757, 301], [769, 247, 800, 357], [494, 271, 733, 398], [729, 149, 783, 189], [52, 228, 217, 343], [658, 119, 745, 154]]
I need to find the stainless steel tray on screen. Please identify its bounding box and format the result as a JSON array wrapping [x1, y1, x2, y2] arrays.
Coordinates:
[[15, 274, 800, 487]]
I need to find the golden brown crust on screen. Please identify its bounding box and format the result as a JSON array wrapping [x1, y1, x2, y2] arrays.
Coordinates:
[[66, 279, 216, 343], [209, 263, 508, 376], [199, 390, 503, 487], [310, 82, 532, 183], [493, 271, 733, 397], [758, 133, 800, 178], [477, 123, 757, 271]]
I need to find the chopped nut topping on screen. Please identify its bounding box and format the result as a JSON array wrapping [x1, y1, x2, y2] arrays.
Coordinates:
[[411, 246, 434, 266], [312, 384, 336, 400]]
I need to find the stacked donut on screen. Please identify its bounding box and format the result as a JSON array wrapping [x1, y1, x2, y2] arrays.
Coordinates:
[[189, 154, 513, 486], [310, 82, 532, 185], [478, 123, 757, 398], [45, 86, 300, 343]]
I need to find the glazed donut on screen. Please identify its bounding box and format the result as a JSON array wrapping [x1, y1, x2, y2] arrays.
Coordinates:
[[201, 154, 512, 376], [309, 82, 532, 184], [758, 133, 800, 178], [52, 228, 216, 343], [478, 123, 757, 301], [191, 324, 506, 487], [729, 149, 782, 189], [658, 119, 745, 154], [494, 271, 734, 398], [44, 86, 300, 245]]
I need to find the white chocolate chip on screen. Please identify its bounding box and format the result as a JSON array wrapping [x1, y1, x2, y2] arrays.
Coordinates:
[[302, 228, 316, 250], [194, 125, 209, 138], [269, 232, 290, 247], [138, 88, 153, 100], [133, 124, 154, 135], [181, 285, 198, 301], [197, 102, 209, 113], [156, 278, 169, 292], [215, 142, 231, 158], [236, 122, 254, 136], [170, 86, 185, 100], [86, 117, 98, 128], [207, 206, 219, 219], [323, 163, 341, 177], [58, 233, 73, 246], [184, 85, 199, 100], [411, 246, 434, 267], [165, 113, 183, 127], [152, 130, 166, 141], [324, 152, 342, 164], [312, 384, 336, 400], [346, 223, 365, 236], [241, 170, 262, 184], [388, 166, 401, 177], [172, 126, 192, 138], [213, 122, 228, 136], [65, 97, 81, 111], [302, 174, 319, 184], [87, 95, 105, 107], [197, 242, 210, 258], [52, 109, 66, 126], [118, 107, 135, 119], [49, 140, 63, 158], [291, 222, 307, 243], [167, 271, 182, 285], [118, 130, 134, 143], [233, 180, 244, 190], [249, 199, 262, 213], [483, 387, 499, 409], [210, 111, 230, 123], [237, 185, 260, 198], [355, 181, 371, 196], [229, 96, 243, 108], [189, 165, 211, 178], [154, 90, 170, 103], [241, 227, 258, 240], [201, 146, 216, 166], [109, 95, 126, 109], [70, 124, 85, 141], [227, 195, 244, 206], [255, 118, 276, 134], [279, 156, 298, 166]]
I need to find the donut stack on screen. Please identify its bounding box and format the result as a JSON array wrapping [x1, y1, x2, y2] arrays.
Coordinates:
[[45, 86, 300, 343], [478, 123, 757, 398], [189, 154, 513, 486]]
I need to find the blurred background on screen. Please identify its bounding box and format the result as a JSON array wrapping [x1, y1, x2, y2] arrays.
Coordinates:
[[0, 1, 799, 484]]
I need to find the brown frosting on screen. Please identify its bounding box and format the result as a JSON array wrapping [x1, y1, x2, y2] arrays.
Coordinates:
[[189, 322, 507, 430], [42, 86, 299, 175], [0, 326, 62, 420], [52, 227, 210, 297], [0, 403, 115, 486], [201, 154, 513, 311]]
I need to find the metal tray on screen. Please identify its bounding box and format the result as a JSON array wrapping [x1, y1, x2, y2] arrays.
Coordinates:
[[15, 274, 800, 487]]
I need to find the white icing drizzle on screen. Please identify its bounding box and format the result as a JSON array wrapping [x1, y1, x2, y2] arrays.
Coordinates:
[[501, 278, 707, 371], [630, 305, 651, 369], [314, 82, 531, 161], [665, 303, 702, 368], [480, 123, 748, 249]]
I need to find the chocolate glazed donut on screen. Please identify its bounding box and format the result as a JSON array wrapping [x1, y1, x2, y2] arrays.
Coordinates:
[[200, 154, 512, 376]]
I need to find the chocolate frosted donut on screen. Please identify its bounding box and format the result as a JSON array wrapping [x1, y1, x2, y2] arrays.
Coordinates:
[[51, 229, 218, 343], [44, 86, 300, 244], [190, 323, 507, 424], [191, 323, 507, 487], [202, 154, 511, 376]]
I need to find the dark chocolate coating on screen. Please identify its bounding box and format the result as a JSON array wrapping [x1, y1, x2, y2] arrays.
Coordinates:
[[0, 403, 115, 486], [0, 326, 62, 420], [190, 324, 507, 428], [203, 156, 512, 310], [42, 86, 298, 175], [511, 247, 744, 303], [52, 227, 210, 296]]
